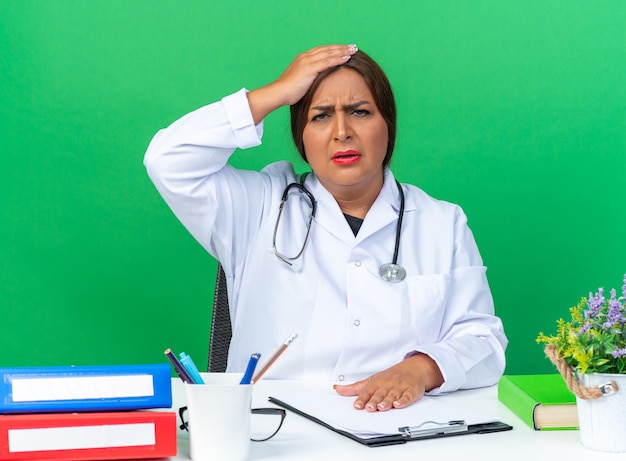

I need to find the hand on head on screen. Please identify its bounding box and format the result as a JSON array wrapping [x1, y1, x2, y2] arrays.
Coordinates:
[[275, 44, 359, 106], [247, 44, 357, 124]]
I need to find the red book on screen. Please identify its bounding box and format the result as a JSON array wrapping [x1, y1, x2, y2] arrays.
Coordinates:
[[0, 411, 177, 460]]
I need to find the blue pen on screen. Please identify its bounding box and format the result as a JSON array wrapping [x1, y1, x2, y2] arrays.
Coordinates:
[[240, 353, 261, 385], [179, 352, 205, 384]]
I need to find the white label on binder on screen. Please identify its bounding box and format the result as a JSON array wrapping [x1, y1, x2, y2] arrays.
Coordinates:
[[12, 375, 155, 402], [8, 422, 156, 452]]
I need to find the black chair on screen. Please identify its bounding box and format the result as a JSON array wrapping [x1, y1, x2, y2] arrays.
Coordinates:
[[207, 263, 233, 372]]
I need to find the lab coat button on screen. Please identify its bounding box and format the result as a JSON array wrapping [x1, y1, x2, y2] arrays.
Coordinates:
[[353, 319, 361, 326], [354, 260, 361, 267], [338, 375, 345, 381]]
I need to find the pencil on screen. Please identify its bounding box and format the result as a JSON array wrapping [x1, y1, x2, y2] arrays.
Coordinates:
[[164, 348, 195, 384], [252, 333, 297, 383]]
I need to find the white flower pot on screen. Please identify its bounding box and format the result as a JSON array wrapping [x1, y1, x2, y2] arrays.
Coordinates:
[[577, 372, 626, 452]]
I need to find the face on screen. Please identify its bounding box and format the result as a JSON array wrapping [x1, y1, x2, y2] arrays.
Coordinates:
[[302, 68, 389, 195]]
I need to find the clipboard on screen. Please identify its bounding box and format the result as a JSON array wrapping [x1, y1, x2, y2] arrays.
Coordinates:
[[269, 396, 513, 447]]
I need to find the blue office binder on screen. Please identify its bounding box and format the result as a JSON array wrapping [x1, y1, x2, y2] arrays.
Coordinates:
[[0, 364, 172, 413]]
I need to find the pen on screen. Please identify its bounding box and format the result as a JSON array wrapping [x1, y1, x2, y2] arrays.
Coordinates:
[[164, 348, 195, 384], [252, 333, 298, 383], [179, 352, 205, 384], [240, 353, 261, 385]]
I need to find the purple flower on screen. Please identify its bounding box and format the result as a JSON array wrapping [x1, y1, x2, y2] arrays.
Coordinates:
[[606, 289, 625, 324], [611, 347, 626, 359], [578, 322, 592, 335], [622, 273, 626, 299], [585, 288, 605, 319]]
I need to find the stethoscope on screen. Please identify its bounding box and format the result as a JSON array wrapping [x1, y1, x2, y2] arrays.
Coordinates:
[[272, 173, 407, 283]]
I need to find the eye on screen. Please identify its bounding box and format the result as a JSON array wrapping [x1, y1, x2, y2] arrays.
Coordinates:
[[311, 112, 330, 122], [351, 109, 371, 117]]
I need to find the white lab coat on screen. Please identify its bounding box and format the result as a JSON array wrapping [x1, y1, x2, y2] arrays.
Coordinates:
[[144, 89, 507, 393]]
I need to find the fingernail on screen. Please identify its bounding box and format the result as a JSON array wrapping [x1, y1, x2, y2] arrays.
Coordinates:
[[348, 44, 358, 53], [377, 402, 387, 410], [366, 402, 376, 411], [341, 55, 351, 61], [354, 400, 364, 410]]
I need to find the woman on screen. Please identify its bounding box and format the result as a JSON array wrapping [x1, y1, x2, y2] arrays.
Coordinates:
[[144, 44, 507, 412]]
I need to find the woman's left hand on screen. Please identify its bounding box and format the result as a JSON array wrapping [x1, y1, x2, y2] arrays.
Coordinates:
[[333, 354, 444, 411]]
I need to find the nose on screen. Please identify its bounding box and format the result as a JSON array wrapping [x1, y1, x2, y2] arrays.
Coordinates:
[[332, 112, 352, 142]]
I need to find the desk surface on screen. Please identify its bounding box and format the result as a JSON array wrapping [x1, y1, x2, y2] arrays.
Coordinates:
[[164, 379, 622, 461]]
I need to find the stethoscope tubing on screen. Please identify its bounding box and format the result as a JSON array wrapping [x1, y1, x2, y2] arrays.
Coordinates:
[[391, 180, 404, 266], [274, 173, 406, 282]]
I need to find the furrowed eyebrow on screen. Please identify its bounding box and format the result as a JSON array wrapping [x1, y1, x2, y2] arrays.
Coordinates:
[[310, 100, 370, 111]]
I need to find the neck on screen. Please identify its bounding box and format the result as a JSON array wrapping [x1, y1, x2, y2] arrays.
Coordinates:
[[336, 196, 376, 219], [320, 173, 384, 220]]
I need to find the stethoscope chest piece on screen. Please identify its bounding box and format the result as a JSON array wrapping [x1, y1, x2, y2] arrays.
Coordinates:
[[379, 263, 406, 283]]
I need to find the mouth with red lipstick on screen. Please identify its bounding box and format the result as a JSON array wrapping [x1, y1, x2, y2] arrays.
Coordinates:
[[332, 150, 361, 165]]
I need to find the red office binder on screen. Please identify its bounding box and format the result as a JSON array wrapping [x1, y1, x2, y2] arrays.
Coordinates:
[[0, 411, 177, 460]]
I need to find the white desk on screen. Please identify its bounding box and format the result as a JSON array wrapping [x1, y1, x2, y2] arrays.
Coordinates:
[[165, 379, 623, 461]]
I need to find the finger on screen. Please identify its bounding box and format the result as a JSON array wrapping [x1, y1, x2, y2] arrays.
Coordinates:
[[374, 388, 407, 412], [355, 388, 376, 411], [392, 391, 416, 409], [299, 44, 358, 65], [363, 386, 396, 412], [391, 385, 422, 409], [288, 44, 358, 78], [333, 380, 373, 410], [367, 383, 422, 412], [333, 381, 362, 397]]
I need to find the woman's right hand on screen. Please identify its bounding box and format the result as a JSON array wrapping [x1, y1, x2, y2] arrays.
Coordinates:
[[247, 44, 358, 124]]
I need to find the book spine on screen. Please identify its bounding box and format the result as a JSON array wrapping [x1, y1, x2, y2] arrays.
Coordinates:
[[0, 364, 172, 413], [0, 411, 177, 460], [497, 376, 539, 430]]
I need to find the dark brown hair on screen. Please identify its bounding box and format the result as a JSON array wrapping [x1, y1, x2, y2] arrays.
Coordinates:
[[290, 50, 397, 168]]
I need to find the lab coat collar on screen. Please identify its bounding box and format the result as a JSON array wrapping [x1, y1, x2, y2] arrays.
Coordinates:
[[304, 169, 409, 244]]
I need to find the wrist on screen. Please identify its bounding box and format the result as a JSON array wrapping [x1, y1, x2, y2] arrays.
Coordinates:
[[247, 83, 288, 124], [405, 353, 444, 392]]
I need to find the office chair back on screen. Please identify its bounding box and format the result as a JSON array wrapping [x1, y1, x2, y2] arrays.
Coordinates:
[[208, 263, 232, 372]]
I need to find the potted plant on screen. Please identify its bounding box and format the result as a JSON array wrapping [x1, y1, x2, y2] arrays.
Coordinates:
[[537, 273, 626, 452]]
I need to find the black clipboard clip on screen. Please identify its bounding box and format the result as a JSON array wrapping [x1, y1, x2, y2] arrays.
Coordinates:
[[399, 420, 468, 438]]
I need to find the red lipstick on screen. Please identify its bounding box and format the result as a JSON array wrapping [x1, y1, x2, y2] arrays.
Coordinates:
[[332, 150, 361, 165]]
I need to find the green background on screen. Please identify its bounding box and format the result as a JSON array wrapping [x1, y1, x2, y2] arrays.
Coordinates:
[[2, 0, 625, 376]]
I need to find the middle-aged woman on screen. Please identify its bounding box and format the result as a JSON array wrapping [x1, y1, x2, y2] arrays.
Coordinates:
[[144, 44, 508, 412]]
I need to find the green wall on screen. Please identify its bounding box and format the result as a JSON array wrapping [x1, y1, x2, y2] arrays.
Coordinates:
[[2, 0, 625, 375]]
